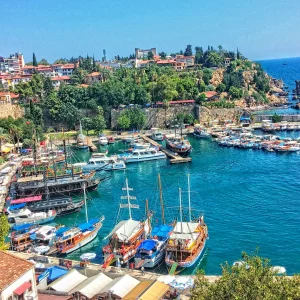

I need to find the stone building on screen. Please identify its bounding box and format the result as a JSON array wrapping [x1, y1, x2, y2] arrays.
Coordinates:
[[135, 48, 157, 59]]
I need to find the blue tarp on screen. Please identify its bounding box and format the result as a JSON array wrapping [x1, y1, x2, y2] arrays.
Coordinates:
[[240, 116, 251, 121], [9, 203, 26, 210], [78, 219, 98, 232], [30, 233, 36, 240], [11, 223, 33, 232], [38, 266, 68, 282], [138, 239, 157, 250], [55, 227, 70, 237], [151, 225, 173, 238]]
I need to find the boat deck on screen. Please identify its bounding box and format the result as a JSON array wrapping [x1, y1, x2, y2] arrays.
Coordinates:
[[140, 135, 192, 164]]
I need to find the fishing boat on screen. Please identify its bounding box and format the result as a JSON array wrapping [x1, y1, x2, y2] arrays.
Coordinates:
[[6, 204, 56, 226], [77, 121, 89, 149], [151, 128, 164, 141], [102, 179, 149, 267], [55, 183, 105, 254], [99, 135, 108, 146], [165, 136, 192, 156], [9, 195, 84, 216], [165, 175, 208, 270], [117, 148, 166, 163], [193, 125, 210, 139]]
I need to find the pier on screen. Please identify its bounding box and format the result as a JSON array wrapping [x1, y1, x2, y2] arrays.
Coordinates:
[[87, 137, 98, 152], [140, 135, 192, 164]]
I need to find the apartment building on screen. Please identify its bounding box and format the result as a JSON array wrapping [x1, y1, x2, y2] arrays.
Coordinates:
[[135, 47, 157, 59], [0, 53, 24, 74]]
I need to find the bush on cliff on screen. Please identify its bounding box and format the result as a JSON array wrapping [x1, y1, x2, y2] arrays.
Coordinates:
[[191, 251, 300, 300]]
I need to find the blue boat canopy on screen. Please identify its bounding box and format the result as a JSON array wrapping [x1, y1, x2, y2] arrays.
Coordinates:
[[12, 223, 33, 232], [151, 225, 173, 238], [138, 239, 157, 250], [55, 227, 70, 237], [9, 203, 26, 210], [78, 219, 98, 232], [30, 233, 36, 240]]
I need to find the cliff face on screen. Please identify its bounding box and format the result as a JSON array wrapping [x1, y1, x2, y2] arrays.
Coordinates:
[[210, 69, 224, 86], [0, 104, 24, 119]]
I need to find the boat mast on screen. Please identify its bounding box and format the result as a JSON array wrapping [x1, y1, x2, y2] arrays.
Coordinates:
[[63, 139, 67, 168], [50, 140, 57, 182], [158, 174, 165, 224], [187, 173, 191, 222], [179, 187, 183, 233], [146, 199, 151, 238], [83, 182, 88, 223], [125, 178, 132, 219], [79, 120, 83, 135]]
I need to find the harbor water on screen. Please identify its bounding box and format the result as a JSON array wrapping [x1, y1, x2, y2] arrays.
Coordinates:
[[57, 135, 300, 275]]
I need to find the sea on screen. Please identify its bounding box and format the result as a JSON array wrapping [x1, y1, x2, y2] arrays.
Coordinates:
[[56, 58, 300, 275]]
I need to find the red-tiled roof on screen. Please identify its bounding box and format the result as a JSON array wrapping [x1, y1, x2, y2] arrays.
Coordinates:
[[61, 64, 74, 69], [51, 76, 71, 81], [79, 84, 89, 88], [22, 66, 36, 69], [37, 68, 52, 71], [38, 293, 72, 300], [87, 72, 100, 77], [156, 60, 176, 64], [204, 91, 218, 98], [10, 93, 20, 99], [0, 251, 34, 291]]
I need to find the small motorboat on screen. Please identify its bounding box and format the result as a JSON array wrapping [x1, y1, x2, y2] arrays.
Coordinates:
[[99, 136, 108, 146], [107, 136, 115, 144]]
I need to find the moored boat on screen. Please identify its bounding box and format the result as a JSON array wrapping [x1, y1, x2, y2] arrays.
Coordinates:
[[99, 135, 108, 146], [165, 136, 192, 156], [118, 148, 166, 163]]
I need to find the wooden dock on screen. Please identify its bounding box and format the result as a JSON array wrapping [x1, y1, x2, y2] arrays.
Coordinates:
[[87, 137, 98, 152], [140, 135, 192, 164]]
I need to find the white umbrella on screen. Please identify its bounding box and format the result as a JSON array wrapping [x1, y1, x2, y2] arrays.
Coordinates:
[[80, 253, 96, 261]]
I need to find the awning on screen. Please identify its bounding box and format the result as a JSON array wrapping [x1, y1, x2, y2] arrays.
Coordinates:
[[138, 239, 156, 251], [10, 195, 43, 204], [140, 281, 169, 300], [9, 203, 26, 210], [14, 281, 32, 295]]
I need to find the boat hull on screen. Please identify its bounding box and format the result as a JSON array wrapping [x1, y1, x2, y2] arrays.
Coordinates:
[[165, 240, 206, 269], [120, 154, 166, 163], [135, 249, 165, 268]]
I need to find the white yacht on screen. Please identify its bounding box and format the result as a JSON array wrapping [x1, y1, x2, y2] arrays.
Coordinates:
[[7, 204, 57, 226], [99, 136, 108, 146], [83, 153, 126, 171], [151, 128, 164, 141], [118, 148, 166, 163]]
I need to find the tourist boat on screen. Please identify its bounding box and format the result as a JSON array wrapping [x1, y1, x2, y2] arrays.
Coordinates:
[[151, 128, 164, 141], [193, 126, 210, 139], [165, 136, 192, 156], [134, 225, 173, 268], [108, 136, 115, 144], [118, 148, 166, 163], [14, 171, 100, 197], [102, 179, 149, 267], [99, 135, 108, 146], [9, 195, 84, 216], [83, 153, 125, 171], [55, 183, 105, 254], [31, 225, 58, 254], [6, 204, 57, 226], [165, 176, 208, 270], [77, 121, 89, 149]]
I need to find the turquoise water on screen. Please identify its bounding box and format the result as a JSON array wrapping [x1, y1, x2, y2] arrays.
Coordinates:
[[56, 137, 300, 275]]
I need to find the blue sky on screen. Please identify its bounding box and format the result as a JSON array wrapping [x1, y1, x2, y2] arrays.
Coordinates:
[[1, 0, 300, 63]]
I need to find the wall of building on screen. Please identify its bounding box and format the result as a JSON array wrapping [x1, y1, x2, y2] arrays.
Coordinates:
[[0, 104, 24, 119], [1, 268, 37, 300]]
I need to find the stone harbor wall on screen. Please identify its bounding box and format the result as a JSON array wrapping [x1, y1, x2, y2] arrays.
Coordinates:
[[111, 105, 198, 129], [199, 106, 243, 124], [0, 103, 24, 119]]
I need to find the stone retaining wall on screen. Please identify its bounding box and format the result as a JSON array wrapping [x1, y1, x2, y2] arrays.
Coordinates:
[[253, 114, 300, 122], [0, 103, 24, 119]]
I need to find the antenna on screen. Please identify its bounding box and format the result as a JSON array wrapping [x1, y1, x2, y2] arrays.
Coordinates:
[[188, 174, 191, 222]]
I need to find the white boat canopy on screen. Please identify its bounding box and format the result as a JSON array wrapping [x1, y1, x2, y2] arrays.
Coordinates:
[[105, 219, 141, 242], [172, 222, 199, 234], [99, 274, 140, 298], [48, 269, 87, 293]]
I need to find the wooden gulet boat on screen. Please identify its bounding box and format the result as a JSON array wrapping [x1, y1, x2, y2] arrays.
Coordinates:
[[55, 183, 105, 254], [102, 178, 149, 267], [165, 175, 208, 271]]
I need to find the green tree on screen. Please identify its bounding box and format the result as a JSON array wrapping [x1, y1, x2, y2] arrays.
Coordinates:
[[147, 51, 154, 60], [0, 215, 9, 250], [196, 93, 207, 104], [94, 106, 106, 134], [184, 44, 193, 56], [159, 52, 167, 59], [191, 251, 300, 300], [117, 113, 131, 131], [195, 46, 203, 64], [229, 86, 243, 99], [0, 127, 10, 157], [32, 52, 38, 67], [44, 77, 54, 97], [38, 58, 49, 65], [81, 117, 94, 135], [216, 83, 226, 93], [272, 114, 283, 123]]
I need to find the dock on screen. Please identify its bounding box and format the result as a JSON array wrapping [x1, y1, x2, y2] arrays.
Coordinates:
[[140, 135, 192, 164], [86, 137, 98, 152]]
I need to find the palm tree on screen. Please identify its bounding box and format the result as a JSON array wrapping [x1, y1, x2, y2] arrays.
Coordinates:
[[0, 127, 11, 157]]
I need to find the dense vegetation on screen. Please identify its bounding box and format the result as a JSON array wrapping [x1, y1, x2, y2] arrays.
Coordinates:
[[191, 251, 300, 300], [7, 46, 271, 135]]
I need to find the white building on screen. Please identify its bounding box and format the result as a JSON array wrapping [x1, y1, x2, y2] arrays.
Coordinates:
[[0, 251, 37, 300], [0, 53, 24, 74], [51, 76, 71, 88]]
